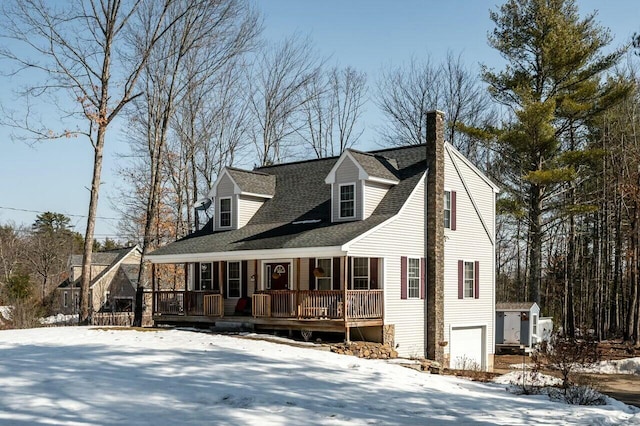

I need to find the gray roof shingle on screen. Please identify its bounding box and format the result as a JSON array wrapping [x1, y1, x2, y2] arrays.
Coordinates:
[[349, 150, 399, 182], [227, 168, 276, 197], [149, 144, 428, 257]]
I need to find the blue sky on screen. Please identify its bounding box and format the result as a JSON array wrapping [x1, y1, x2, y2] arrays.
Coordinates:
[[0, 0, 637, 239]]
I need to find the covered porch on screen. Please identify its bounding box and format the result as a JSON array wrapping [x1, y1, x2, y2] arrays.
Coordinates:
[[149, 254, 385, 337]]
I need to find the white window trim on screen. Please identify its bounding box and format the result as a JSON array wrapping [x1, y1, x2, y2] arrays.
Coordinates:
[[463, 260, 475, 299], [351, 257, 370, 290], [63, 291, 68, 308], [338, 182, 356, 219], [219, 196, 232, 229], [407, 257, 420, 299], [315, 258, 333, 290], [227, 261, 242, 298], [444, 189, 452, 229]]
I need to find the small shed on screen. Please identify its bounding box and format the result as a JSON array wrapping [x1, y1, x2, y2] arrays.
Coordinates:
[[495, 302, 541, 353]]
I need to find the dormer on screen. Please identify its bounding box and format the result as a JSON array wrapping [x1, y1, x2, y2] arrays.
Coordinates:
[[209, 167, 275, 231], [325, 150, 399, 222]]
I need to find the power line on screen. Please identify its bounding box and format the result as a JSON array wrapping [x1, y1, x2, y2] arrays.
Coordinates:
[[0, 205, 120, 221]]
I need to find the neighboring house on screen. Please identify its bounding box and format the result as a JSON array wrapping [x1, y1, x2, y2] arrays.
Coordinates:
[[146, 111, 498, 370], [55, 245, 142, 315]]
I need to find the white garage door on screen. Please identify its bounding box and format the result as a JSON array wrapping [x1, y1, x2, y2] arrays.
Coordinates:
[[450, 326, 485, 370]]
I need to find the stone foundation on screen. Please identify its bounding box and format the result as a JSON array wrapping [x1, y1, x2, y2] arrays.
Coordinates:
[[331, 341, 398, 359]]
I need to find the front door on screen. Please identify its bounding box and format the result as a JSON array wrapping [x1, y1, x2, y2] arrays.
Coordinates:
[[266, 263, 289, 290]]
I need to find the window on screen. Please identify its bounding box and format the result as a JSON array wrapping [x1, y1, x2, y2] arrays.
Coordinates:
[[444, 191, 451, 228], [63, 291, 69, 308], [219, 197, 232, 228], [199, 263, 212, 290], [339, 184, 355, 218], [408, 258, 420, 299], [316, 258, 332, 290], [352, 257, 369, 289], [532, 314, 538, 336], [464, 261, 475, 298], [227, 261, 241, 298]]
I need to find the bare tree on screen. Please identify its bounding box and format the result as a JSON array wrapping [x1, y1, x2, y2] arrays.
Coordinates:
[[376, 56, 442, 147], [301, 66, 367, 158], [0, 0, 179, 323], [248, 35, 324, 165], [376, 52, 494, 165], [123, 0, 260, 326]]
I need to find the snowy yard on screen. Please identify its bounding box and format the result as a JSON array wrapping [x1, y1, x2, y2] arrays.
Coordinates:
[[0, 327, 638, 425]]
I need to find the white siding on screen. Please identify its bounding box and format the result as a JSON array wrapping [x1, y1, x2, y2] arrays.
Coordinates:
[[348, 177, 426, 358], [238, 195, 264, 228], [215, 174, 237, 231], [333, 157, 362, 221], [363, 181, 389, 219], [443, 147, 496, 365]]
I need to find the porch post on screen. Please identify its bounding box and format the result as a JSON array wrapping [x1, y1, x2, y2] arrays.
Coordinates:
[[296, 258, 301, 318], [343, 256, 349, 342], [151, 263, 156, 317]]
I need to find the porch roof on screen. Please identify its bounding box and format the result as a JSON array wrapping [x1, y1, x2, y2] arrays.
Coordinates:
[[147, 144, 427, 262]]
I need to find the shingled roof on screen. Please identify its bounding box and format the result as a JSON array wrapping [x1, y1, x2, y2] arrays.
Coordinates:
[[226, 167, 276, 197], [349, 150, 399, 183], [148, 144, 428, 258]]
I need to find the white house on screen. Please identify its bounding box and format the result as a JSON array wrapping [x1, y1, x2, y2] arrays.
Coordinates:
[[146, 111, 498, 370]]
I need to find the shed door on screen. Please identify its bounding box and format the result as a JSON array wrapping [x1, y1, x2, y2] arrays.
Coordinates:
[[503, 312, 521, 344], [450, 326, 485, 370]]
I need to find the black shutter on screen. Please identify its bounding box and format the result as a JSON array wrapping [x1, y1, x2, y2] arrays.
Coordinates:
[[458, 260, 464, 299], [194, 263, 200, 290], [332, 257, 341, 290], [241, 261, 248, 298], [420, 257, 426, 299], [474, 260, 480, 299], [213, 262, 220, 292], [221, 261, 227, 299], [308, 257, 316, 290], [451, 191, 457, 231], [400, 256, 407, 299], [370, 258, 378, 289]]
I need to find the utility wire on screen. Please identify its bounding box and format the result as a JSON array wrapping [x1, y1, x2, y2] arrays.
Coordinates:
[[0, 205, 120, 221]]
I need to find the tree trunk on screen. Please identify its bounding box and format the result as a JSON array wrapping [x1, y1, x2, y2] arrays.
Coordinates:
[[528, 183, 543, 305], [80, 125, 106, 324]]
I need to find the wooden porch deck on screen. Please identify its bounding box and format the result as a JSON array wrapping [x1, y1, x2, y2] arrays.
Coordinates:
[[152, 289, 384, 333]]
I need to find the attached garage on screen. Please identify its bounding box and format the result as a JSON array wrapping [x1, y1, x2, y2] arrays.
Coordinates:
[[449, 325, 486, 370]]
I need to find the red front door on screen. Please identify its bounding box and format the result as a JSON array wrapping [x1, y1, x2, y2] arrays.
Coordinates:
[[266, 263, 289, 290]]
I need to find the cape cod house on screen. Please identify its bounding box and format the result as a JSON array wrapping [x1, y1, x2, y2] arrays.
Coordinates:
[[56, 245, 142, 315], [146, 111, 498, 370]]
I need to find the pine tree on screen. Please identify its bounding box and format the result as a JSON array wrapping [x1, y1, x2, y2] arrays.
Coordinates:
[[484, 0, 629, 312]]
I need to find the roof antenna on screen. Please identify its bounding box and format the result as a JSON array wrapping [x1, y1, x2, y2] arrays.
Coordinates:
[[193, 197, 212, 231]]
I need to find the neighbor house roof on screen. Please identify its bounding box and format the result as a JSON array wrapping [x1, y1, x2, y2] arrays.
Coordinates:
[[70, 252, 121, 267], [148, 144, 431, 260]]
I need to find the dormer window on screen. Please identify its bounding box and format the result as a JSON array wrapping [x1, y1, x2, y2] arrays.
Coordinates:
[[219, 197, 232, 228], [339, 183, 355, 219]]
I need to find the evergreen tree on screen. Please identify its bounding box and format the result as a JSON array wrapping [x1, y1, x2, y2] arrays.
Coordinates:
[[484, 0, 629, 312]]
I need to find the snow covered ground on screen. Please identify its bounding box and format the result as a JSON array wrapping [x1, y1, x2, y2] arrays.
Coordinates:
[[510, 357, 640, 375], [0, 327, 638, 425]]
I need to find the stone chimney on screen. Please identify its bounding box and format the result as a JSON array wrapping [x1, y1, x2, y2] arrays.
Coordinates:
[[425, 110, 445, 363]]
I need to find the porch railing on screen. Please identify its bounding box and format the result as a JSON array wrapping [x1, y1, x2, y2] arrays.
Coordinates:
[[155, 291, 222, 316], [204, 294, 224, 317], [252, 290, 383, 320]]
